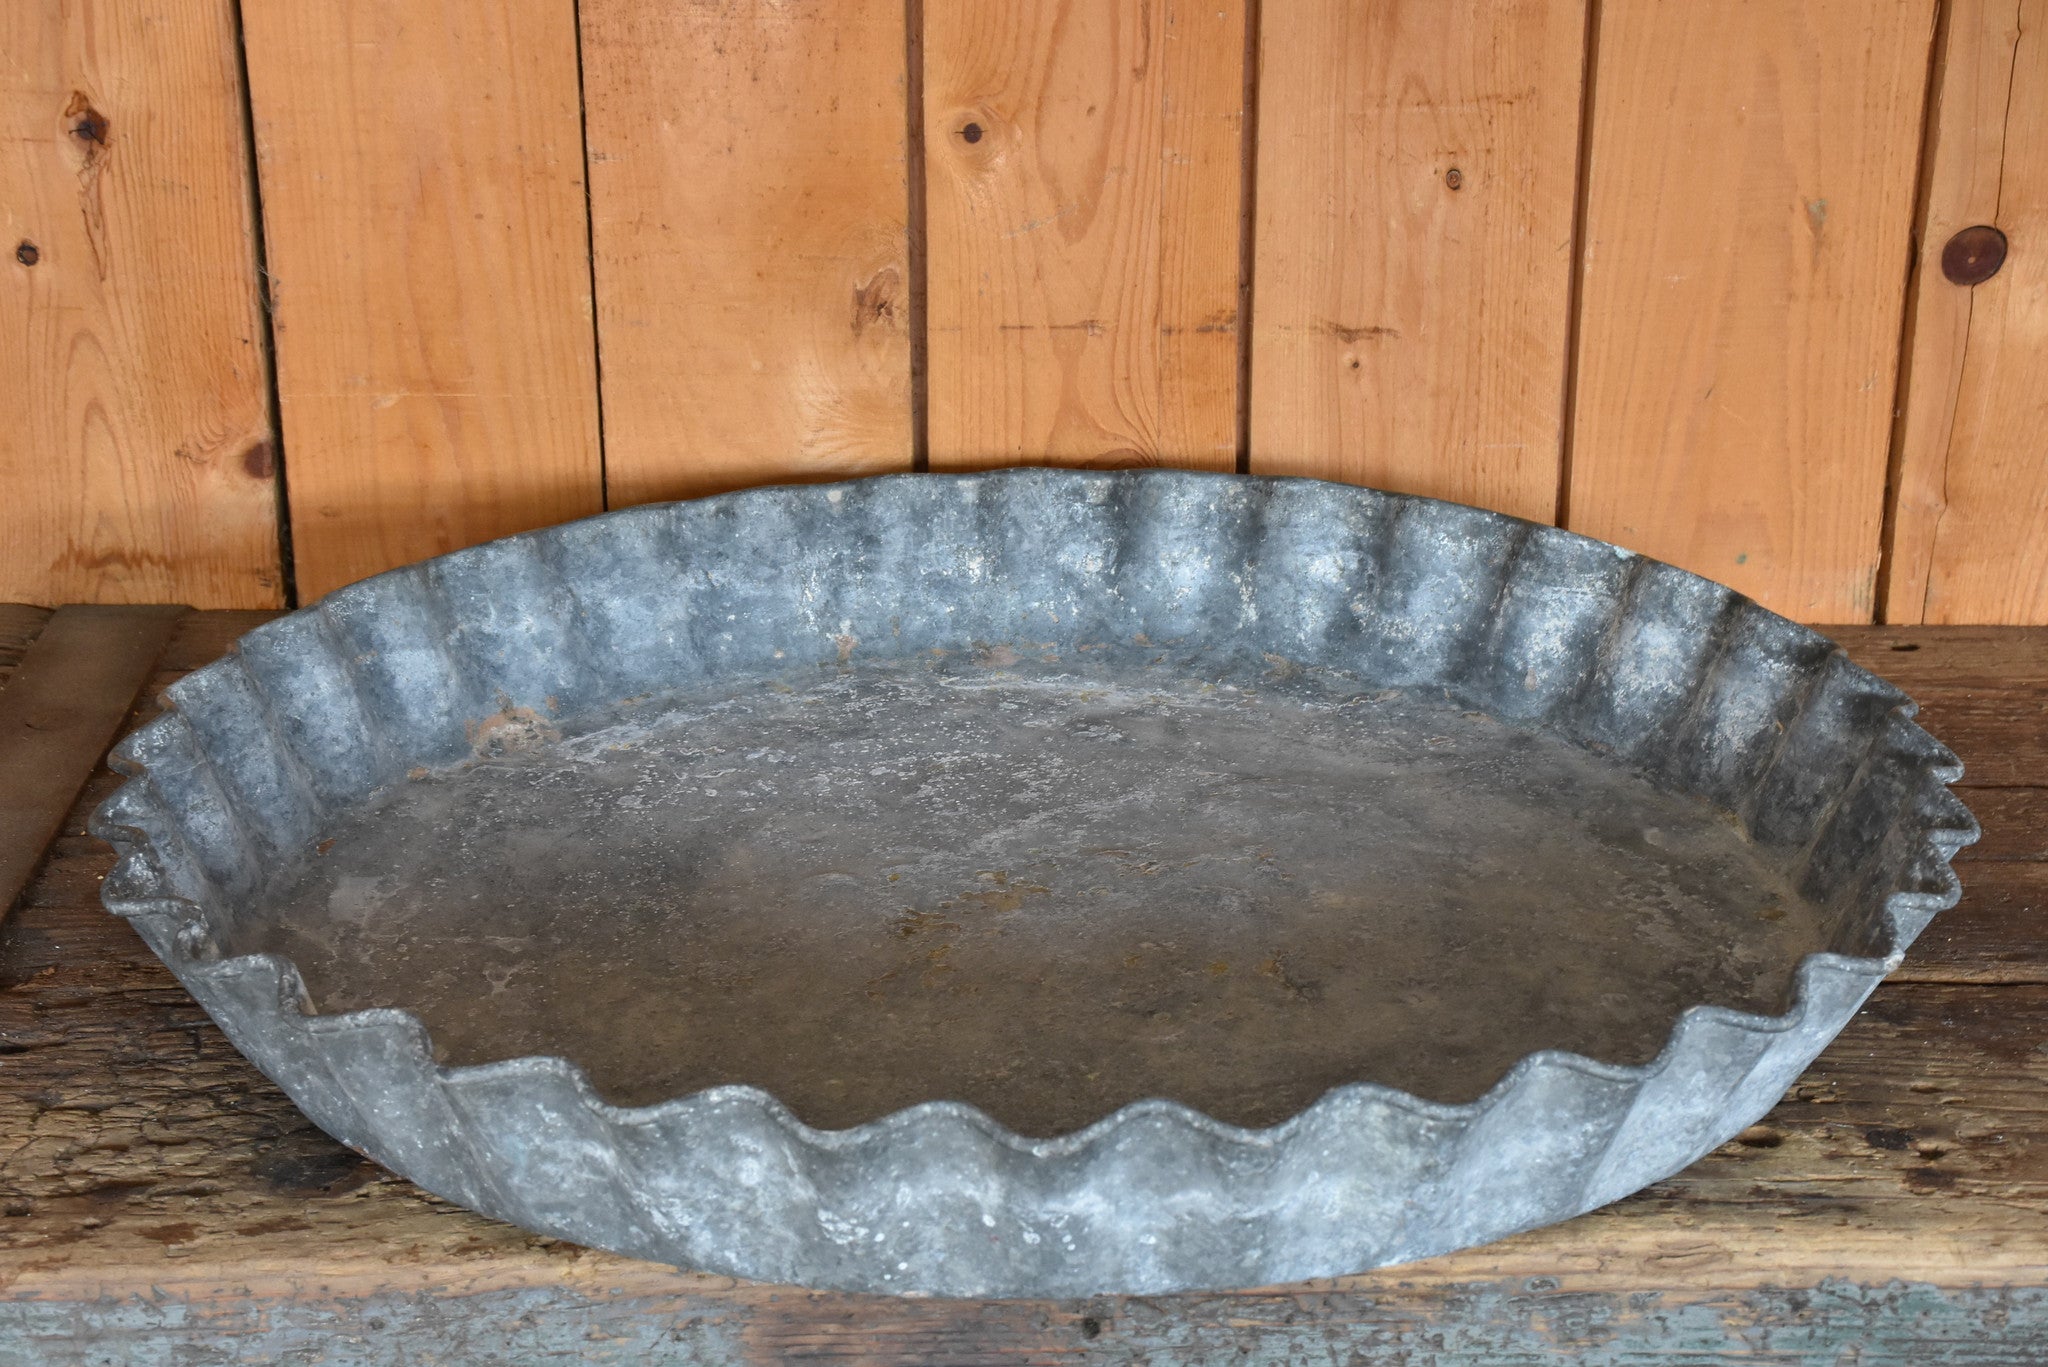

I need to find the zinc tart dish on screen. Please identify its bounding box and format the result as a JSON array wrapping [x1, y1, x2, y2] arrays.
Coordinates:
[[93, 469, 1976, 1297]]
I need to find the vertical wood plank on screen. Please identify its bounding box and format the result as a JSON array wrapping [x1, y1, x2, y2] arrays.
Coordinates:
[[581, 0, 912, 505], [925, 0, 1246, 471], [1565, 0, 1937, 624], [1886, 0, 2048, 624], [1, 0, 282, 608], [242, 0, 603, 602], [1248, 0, 1587, 523]]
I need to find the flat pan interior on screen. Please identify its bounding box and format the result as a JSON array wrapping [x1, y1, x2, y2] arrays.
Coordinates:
[[243, 659, 1830, 1136]]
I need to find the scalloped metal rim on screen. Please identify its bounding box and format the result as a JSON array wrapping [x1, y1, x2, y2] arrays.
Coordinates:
[[91, 468, 1979, 1297]]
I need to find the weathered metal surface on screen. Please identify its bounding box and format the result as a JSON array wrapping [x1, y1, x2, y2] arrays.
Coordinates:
[[254, 667, 1833, 1135], [90, 470, 1977, 1296]]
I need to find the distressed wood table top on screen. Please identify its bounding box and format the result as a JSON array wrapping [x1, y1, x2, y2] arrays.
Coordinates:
[[0, 608, 2043, 1365]]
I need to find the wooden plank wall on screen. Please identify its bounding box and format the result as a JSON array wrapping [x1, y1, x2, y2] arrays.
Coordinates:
[[924, 0, 1245, 472], [239, 0, 604, 602], [5, 0, 2041, 624], [580, 0, 913, 504], [2, 0, 281, 609], [1565, 0, 1937, 624], [1249, 0, 1587, 524], [1887, 0, 2048, 625]]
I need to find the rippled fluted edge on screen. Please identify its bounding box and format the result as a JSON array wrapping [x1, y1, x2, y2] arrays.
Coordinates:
[[87, 468, 1981, 1291]]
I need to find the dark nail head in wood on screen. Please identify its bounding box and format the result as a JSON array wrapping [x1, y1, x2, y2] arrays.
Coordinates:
[[961, 122, 983, 144], [1445, 167, 1464, 191], [14, 242, 37, 267], [1942, 225, 2007, 286], [242, 440, 276, 480]]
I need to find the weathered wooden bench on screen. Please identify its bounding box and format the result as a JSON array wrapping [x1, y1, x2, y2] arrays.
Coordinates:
[[2, 607, 2042, 1364]]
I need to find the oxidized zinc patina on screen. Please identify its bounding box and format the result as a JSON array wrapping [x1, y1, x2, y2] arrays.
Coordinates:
[[92, 470, 1976, 1297]]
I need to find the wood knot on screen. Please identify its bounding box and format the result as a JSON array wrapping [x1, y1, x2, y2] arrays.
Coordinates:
[[852, 267, 901, 338], [64, 92, 110, 159]]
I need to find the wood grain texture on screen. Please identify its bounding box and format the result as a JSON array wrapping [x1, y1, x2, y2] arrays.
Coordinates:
[[241, 0, 603, 602], [1830, 625, 2048, 790], [1248, 0, 1587, 522], [1953, 787, 2048, 862], [1896, 859, 2048, 984], [0, 607, 53, 692], [1883, 0, 2022, 625], [925, 0, 1246, 472], [0, 606, 182, 926], [1564, 0, 1938, 624], [581, 0, 912, 505], [0, 617, 2044, 1363], [1831, 623, 2048, 690], [1885, 0, 2048, 624], [1, 0, 282, 609]]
